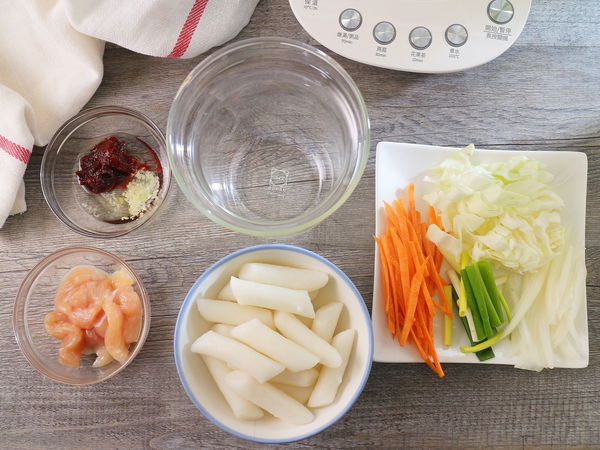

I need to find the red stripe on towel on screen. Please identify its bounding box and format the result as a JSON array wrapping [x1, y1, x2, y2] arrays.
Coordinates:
[[0, 135, 31, 164], [167, 0, 210, 58]]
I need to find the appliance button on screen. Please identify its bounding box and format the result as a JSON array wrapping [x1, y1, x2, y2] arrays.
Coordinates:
[[409, 27, 432, 50], [373, 21, 396, 45], [488, 0, 514, 24], [445, 24, 468, 47], [339, 9, 362, 31]]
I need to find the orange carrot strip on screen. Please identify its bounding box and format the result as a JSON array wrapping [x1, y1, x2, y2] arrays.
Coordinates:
[[393, 198, 407, 225], [391, 231, 410, 306], [375, 236, 395, 334], [393, 201, 410, 246], [410, 331, 437, 373], [436, 214, 445, 231], [383, 232, 401, 336], [420, 277, 435, 316], [413, 309, 429, 353], [408, 234, 429, 278], [389, 233, 407, 336], [406, 240, 435, 316], [428, 206, 437, 225], [407, 183, 418, 226], [399, 257, 428, 346], [385, 232, 404, 334], [383, 201, 400, 230]]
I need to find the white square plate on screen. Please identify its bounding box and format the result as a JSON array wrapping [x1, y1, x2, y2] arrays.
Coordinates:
[[372, 142, 589, 367]]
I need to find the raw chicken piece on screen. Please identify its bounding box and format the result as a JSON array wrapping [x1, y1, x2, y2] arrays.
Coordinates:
[[93, 313, 108, 338], [55, 266, 111, 329], [83, 327, 104, 352], [93, 346, 114, 368], [110, 269, 133, 289], [102, 295, 129, 364], [44, 311, 85, 368], [110, 269, 143, 343]]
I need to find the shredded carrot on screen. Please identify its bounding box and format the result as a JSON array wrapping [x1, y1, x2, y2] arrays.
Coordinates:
[[400, 257, 429, 345], [407, 183, 418, 225], [391, 232, 410, 305], [375, 236, 394, 334], [375, 183, 450, 378], [383, 201, 400, 230]]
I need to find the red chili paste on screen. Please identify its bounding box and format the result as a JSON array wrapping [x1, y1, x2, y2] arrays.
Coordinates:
[[76, 137, 152, 194]]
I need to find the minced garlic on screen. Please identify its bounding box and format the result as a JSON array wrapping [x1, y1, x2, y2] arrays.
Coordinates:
[[99, 169, 160, 221], [124, 170, 160, 219]]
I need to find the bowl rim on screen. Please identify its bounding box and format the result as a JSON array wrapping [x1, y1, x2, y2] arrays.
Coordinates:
[[40, 105, 172, 239], [167, 37, 371, 237], [173, 243, 374, 443], [13, 245, 151, 385]]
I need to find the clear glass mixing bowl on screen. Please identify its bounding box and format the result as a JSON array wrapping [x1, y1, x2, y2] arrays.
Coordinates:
[[167, 37, 370, 237]]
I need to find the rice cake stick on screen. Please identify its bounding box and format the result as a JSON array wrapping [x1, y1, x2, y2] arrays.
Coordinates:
[[225, 371, 314, 425], [272, 383, 313, 405], [238, 262, 328, 291], [211, 323, 234, 337], [308, 329, 354, 408], [274, 311, 342, 368], [191, 331, 284, 383], [311, 302, 344, 343], [231, 319, 319, 372], [230, 277, 315, 319], [308, 329, 355, 408], [202, 356, 264, 420], [271, 368, 319, 387], [196, 298, 274, 328], [217, 281, 236, 302]]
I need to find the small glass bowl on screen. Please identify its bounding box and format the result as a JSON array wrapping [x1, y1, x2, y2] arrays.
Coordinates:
[[13, 246, 151, 385], [41, 106, 171, 238], [167, 37, 370, 237]]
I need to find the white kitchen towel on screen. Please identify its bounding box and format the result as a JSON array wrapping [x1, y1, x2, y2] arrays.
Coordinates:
[[64, 0, 261, 59], [0, 0, 259, 228]]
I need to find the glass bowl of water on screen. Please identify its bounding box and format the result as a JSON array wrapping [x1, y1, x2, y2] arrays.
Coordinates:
[[167, 37, 370, 237]]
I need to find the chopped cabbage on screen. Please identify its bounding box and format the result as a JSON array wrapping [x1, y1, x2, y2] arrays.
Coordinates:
[[423, 145, 565, 273], [426, 224, 460, 271]]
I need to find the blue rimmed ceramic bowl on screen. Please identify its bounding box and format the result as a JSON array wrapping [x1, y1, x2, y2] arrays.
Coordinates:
[[174, 244, 373, 443]]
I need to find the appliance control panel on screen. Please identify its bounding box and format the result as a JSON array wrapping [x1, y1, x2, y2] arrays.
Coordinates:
[[289, 0, 531, 73]]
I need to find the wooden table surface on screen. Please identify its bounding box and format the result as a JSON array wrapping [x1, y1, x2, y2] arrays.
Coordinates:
[[2, 0, 599, 448]]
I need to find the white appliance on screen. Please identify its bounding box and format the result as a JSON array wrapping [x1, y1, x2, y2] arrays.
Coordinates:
[[289, 0, 531, 73]]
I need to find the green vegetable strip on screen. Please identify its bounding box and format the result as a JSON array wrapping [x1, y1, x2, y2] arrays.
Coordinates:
[[443, 285, 453, 346], [498, 290, 512, 322], [463, 266, 494, 337], [451, 287, 495, 361], [461, 270, 485, 339], [475, 266, 504, 328], [477, 261, 505, 321], [459, 316, 495, 361], [460, 331, 503, 353], [470, 263, 502, 329], [458, 278, 467, 317], [479, 348, 496, 362]]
